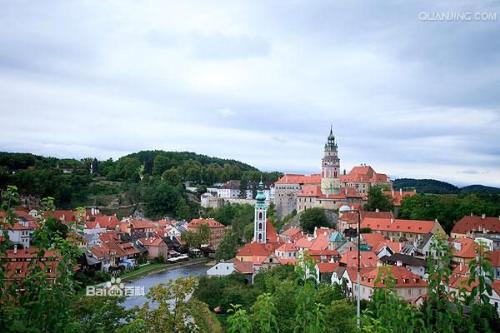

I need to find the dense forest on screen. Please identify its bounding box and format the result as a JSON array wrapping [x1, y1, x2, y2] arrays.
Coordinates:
[[394, 178, 500, 194], [0, 151, 281, 219]]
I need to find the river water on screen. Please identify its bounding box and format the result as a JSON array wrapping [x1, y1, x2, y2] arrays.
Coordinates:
[[122, 263, 208, 309]]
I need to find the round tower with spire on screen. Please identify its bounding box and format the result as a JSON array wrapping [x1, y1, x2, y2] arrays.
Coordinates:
[[254, 179, 267, 243], [321, 125, 341, 195]]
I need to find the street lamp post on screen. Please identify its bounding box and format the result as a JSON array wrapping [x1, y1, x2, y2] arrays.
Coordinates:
[[339, 205, 361, 329]]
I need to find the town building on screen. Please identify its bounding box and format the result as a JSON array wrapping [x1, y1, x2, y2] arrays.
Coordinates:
[[274, 173, 321, 218], [360, 217, 445, 242], [340, 165, 392, 195], [187, 218, 226, 250], [451, 214, 500, 238]]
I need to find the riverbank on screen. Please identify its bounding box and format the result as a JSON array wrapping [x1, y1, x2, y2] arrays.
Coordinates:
[[121, 257, 210, 282]]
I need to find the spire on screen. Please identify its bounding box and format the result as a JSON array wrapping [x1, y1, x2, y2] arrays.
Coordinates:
[[255, 177, 266, 202]]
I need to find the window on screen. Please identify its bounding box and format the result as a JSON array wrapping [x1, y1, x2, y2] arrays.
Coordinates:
[[258, 234, 262, 240], [258, 212, 263, 219], [258, 223, 263, 230]]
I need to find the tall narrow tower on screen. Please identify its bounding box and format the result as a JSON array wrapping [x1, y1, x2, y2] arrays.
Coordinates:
[[321, 126, 341, 195], [254, 180, 267, 243]]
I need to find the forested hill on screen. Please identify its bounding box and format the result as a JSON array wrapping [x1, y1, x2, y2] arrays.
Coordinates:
[[0, 151, 281, 217], [394, 178, 500, 194]]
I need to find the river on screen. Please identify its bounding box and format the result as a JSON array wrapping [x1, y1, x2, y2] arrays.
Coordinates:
[[122, 262, 208, 309]]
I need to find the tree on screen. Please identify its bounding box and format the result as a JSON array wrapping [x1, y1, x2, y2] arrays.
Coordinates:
[[251, 293, 279, 333], [215, 231, 239, 261], [364, 185, 393, 212], [227, 304, 252, 333], [299, 208, 329, 233]]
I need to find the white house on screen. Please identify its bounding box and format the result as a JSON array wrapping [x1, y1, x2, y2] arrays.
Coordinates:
[[207, 261, 235, 277]]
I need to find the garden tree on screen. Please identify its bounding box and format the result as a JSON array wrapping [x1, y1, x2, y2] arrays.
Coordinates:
[[70, 296, 132, 333], [215, 231, 239, 261], [251, 293, 279, 333], [323, 300, 356, 333], [183, 223, 210, 249], [0, 185, 19, 288], [223, 163, 242, 181], [362, 266, 424, 333], [227, 304, 252, 333], [364, 185, 393, 212], [239, 178, 248, 198], [299, 208, 329, 233], [1, 195, 83, 333], [294, 282, 327, 333], [122, 277, 221, 333]]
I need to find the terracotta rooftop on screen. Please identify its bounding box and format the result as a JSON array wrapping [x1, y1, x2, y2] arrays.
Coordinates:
[[188, 218, 225, 229], [451, 215, 500, 235], [317, 262, 339, 273], [340, 165, 389, 184], [275, 174, 321, 185], [360, 266, 427, 288], [340, 250, 379, 268], [361, 217, 437, 234]]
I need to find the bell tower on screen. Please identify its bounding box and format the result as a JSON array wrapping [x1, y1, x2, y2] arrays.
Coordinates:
[[254, 180, 267, 243], [321, 126, 341, 195]]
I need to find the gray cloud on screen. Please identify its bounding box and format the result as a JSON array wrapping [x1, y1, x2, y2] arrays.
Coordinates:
[[0, 0, 499, 187]]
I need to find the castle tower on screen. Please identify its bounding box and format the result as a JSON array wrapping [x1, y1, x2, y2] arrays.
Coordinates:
[[321, 126, 341, 195], [254, 180, 267, 243]]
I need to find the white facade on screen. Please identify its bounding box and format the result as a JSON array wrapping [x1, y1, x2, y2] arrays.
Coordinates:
[[217, 188, 240, 199], [207, 262, 235, 277]]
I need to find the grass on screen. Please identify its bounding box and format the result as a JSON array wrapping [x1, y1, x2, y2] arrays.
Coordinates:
[[120, 263, 169, 281]]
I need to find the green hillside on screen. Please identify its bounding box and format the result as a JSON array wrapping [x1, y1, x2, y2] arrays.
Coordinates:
[[394, 178, 500, 195], [0, 151, 281, 219]]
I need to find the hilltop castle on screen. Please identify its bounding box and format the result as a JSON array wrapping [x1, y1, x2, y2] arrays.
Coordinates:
[[273, 127, 393, 218]]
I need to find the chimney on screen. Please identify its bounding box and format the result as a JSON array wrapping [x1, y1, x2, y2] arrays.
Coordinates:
[[400, 188, 402, 196], [459, 262, 463, 271], [14, 244, 17, 254], [390, 218, 394, 224], [481, 214, 486, 219], [391, 188, 394, 197], [396, 260, 402, 267], [376, 208, 379, 213]]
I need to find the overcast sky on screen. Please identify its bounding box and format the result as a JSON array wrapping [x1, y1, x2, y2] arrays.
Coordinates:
[[0, 1, 499, 187]]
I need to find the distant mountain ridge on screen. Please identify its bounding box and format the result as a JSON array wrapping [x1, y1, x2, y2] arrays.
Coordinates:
[[393, 178, 500, 194]]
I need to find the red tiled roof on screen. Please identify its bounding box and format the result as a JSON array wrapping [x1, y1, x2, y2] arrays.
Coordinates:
[[4, 261, 58, 280], [451, 238, 477, 259], [188, 218, 225, 229], [295, 236, 313, 249], [99, 232, 120, 243], [360, 266, 427, 288], [275, 174, 321, 185], [276, 242, 298, 252], [489, 250, 500, 267], [340, 165, 389, 184], [281, 227, 302, 238], [233, 259, 254, 274], [451, 215, 500, 235], [139, 237, 165, 247], [317, 262, 339, 273], [361, 211, 394, 219], [237, 242, 277, 257], [93, 215, 120, 229], [130, 219, 157, 230], [361, 217, 436, 234], [3, 247, 59, 260], [278, 258, 297, 265], [340, 250, 379, 268], [492, 280, 500, 296]]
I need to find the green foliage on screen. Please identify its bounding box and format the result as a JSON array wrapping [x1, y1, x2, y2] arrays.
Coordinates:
[[299, 208, 329, 233], [215, 231, 239, 261], [251, 293, 279, 333], [399, 193, 500, 233], [364, 185, 393, 212], [183, 223, 210, 249], [227, 304, 252, 333]]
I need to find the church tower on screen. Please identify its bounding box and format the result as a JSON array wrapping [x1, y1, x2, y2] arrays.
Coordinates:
[[321, 126, 341, 195], [254, 180, 267, 243]]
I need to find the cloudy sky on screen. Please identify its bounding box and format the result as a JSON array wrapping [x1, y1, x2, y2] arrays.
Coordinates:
[[0, 1, 499, 186]]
